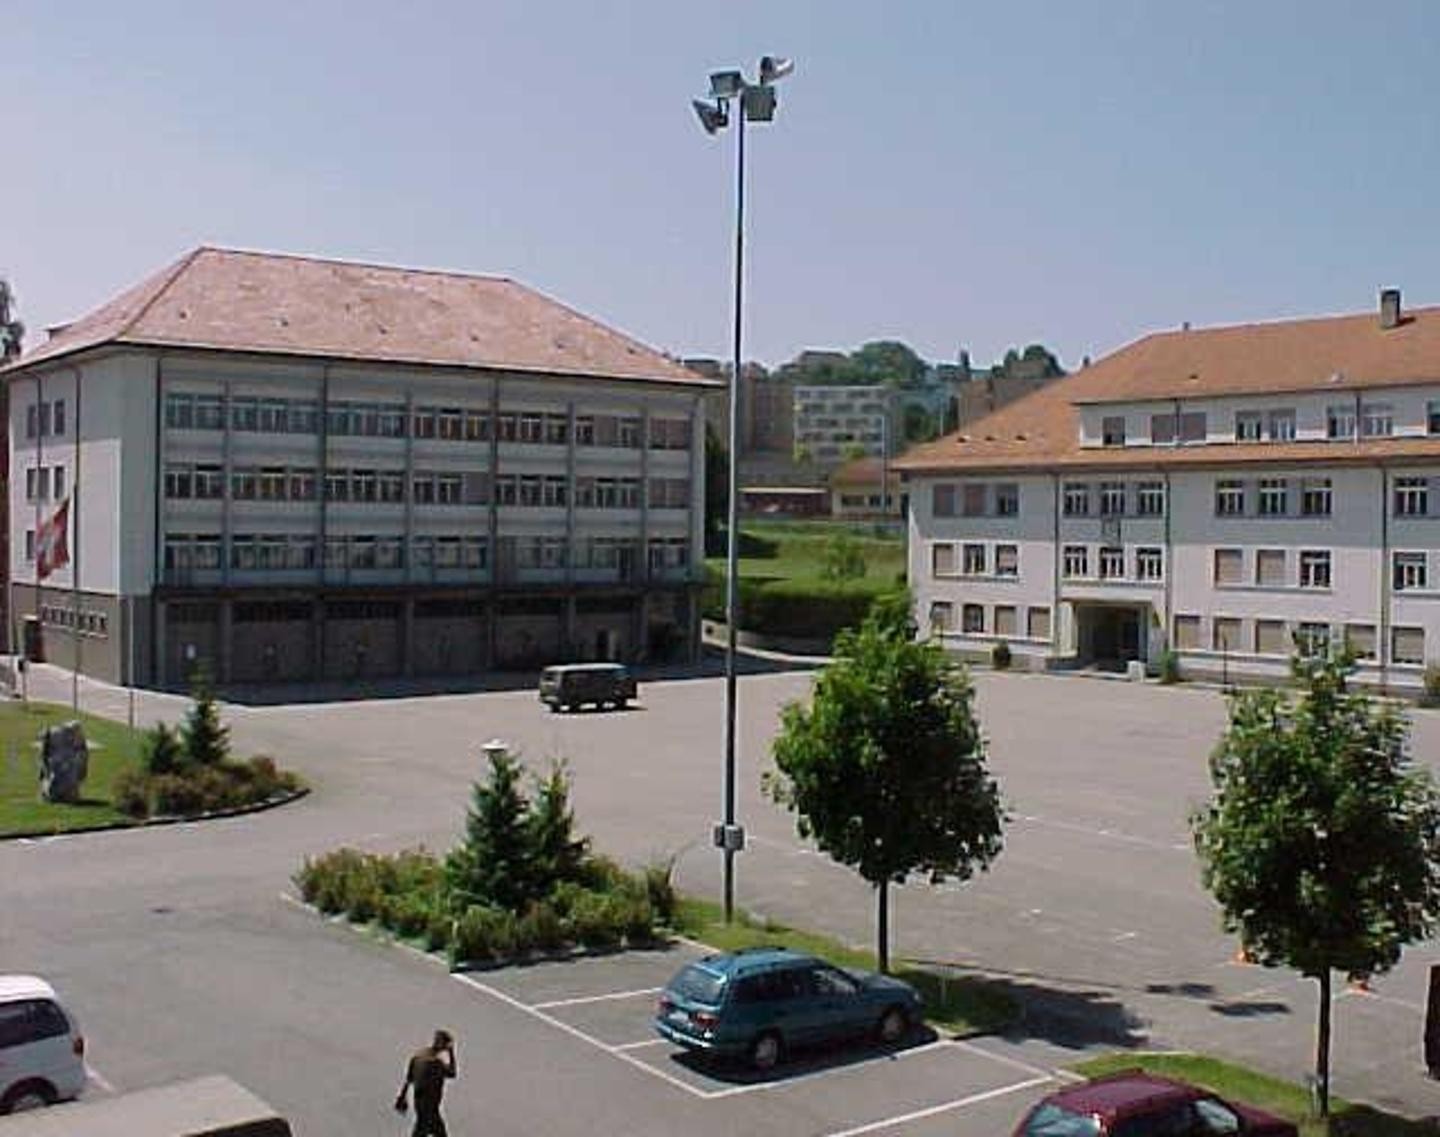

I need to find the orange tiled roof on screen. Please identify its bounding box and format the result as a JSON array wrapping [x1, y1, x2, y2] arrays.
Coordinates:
[[3, 247, 714, 387], [896, 303, 1440, 474]]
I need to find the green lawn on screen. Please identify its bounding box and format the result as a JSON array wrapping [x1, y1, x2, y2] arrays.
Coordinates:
[[0, 701, 149, 836], [1074, 1052, 1432, 1137], [707, 521, 906, 588], [673, 897, 1017, 1036]]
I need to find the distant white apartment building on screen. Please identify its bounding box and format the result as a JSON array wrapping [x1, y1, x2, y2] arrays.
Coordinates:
[[897, 290, 1440, 689], [2, 248, 716, 687], [793, 385, 893, 465]]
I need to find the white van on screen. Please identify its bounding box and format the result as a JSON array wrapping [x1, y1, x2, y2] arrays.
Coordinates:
[[0, 975, 86, 1114]]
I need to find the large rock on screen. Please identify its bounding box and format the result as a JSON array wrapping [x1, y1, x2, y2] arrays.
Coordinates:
[[38, 720, 89, 803]]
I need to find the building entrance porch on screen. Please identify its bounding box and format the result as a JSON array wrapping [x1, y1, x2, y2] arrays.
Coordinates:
[[1073, 602, 1148, 671]]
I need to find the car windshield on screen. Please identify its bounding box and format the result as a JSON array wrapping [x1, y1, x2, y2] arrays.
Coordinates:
[[669, 964, 725, 1005], [1024, 1104, 1102, 1137]]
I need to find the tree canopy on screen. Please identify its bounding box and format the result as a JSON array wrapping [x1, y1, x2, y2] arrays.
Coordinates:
[[0, 279, 23, 362], [766, 612, 1004, 970], [1191, 648, 1440, 1114]]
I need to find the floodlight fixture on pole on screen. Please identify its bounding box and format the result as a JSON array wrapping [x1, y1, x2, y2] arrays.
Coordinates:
[[692, 55, 794, 925]]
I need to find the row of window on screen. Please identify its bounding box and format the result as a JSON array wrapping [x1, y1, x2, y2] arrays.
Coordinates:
[[930, 601, 1051, 641], [1213, 546, 1434, 593], [163, 393, 691, 449], [164, 463, 689, 509], [1213, 475, 1433, 518], [162, 533, 691, 573], [1099, 400, 1440, 447], [931, 542, 1019, 579], [1062, 481, 1166, 518], [37, 603, 108, 637], [1061, 545, 1165, 582], [22, 399, 67, 440], [1172, 614, 1426, 665], [932, 482, 1020, 519], [23, 465, 66, 502]]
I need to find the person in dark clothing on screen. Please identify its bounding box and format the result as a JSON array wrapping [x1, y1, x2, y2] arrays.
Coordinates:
[[395, 1029, 457, 1137]]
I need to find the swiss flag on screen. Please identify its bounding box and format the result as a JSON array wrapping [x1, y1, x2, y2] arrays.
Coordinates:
[[37, 498, 70, 580]]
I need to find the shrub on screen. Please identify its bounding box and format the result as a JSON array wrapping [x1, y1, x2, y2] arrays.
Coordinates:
[[150, 773, 205, 817], [574, 854, 628, 894], [192, 766, 243, 812], [991, 641, 1012, 671], [425, 912, 453, 952], [245, 755, 281, 798], [453, 905, 519, 963], [642, 857, 678, 925], [819, 533, 867, 582], [568, 889, 625, 949], [296, 848, 369, 914], [1159, 649, 1182, 685], [142, 723, 184, 776], [611, 891, 656, 945], [113, 769, 151, 818], [347, 880, 384, 924], [517, 901, 567, 953], [1424, 664, 1440, 708], [181, 666, 230, 767]]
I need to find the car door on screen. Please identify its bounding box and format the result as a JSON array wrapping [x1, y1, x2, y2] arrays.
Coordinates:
[[0, 999, 76, 1100], [809, 964, 869, 1038]]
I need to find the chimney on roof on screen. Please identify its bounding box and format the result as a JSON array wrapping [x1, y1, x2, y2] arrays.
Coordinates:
[[1380, 287, 1402, 330]]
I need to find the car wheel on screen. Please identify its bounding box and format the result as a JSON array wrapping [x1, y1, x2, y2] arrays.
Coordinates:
[[1, 1081, 56, 1114], [876, 1006, 909, 1044], [749, 1030, 784, 1071]]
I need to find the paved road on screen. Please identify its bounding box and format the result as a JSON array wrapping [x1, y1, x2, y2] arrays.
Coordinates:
[[5, 660, 1440, 1132]]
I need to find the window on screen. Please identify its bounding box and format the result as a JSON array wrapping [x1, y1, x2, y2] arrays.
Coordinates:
[[411, 474, 435, 505], [994, 605, 1017, 637], [928, 601, 953, 633], [1136, 547, 1163, 580], [1394, 551, 1428, 591], [1296, 622, 1331, 657], [1393, 626, 1426, 665], [288, 400, 319, 434], [1173, 615, 1202, 650], [1179, 411, 1207, 443], [518, 412, 544, 443], [1267, 409, 1296, 441], [1235, 411, 1262, 441], [24, 529, 34, 561], [195, 465, 224, 499], [259, 467, 285, 501], [257, 400, 287, 433], [574, 416, 595, 446], [464, 410, 490, 441], [995, 483, 1019, 516], [1345, 623, 1377, 660], [962, 543, 986, 575], [434, 408, 462, 441], [1062, 545, 1089, 578], [1213, 548, 1243, 586], [1256, 549, 1287, 587], [1099, 547, 1125, 579], [164, 464, 193, 499], [1102, 415, 1126, 446], [931, 484, 956, 517], [1301, 478, 1332, 517], [38, 400, 51, 437], [1215, 480, 1246, 516], [437, 474, 463, 505], [1258, 478, 1289, 516], [961, 484, 987, 516], [290, 468, 317, 501], [518, 475, 543, 507], [231, 397, 259, 432], [1299, 550, 1331, 589], [542, 476, 568, 508], [1028, 606, 1051, 641], [231, 468, 258, 500], [1136, 482, 1165, 517], [1255, 618, 1287, 655], [1326, 404, 1355, 439], [52, 399, 65, 436], [1394, 476, 1428, 517], [195, 396, 224, 430], [618, 417, 642, 448], [1150, 413, 1176, 445], [1430, 402, 1440, 435], [962, 604, 985, 634], [1100, 483, 1126, 517], [1361, 403, 1393, 438], [995, 544, 1019, 577], [1193, 1098, 1242, 1137], [1213, 617, 1242, 652], [379, 471, 405, 503], [1062, 483, 1090, 517], [25, 403, 37, 438], [930, 543, 955, 577]]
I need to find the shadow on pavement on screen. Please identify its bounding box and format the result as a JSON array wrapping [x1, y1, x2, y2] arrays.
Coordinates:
[[666, 1024, 941, 1086]]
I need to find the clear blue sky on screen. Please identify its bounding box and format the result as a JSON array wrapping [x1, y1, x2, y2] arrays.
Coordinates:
[[6, 1, 1440, 372]]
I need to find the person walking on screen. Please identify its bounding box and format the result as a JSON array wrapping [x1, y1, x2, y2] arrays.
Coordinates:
[[395, 1029, 457, 1137]]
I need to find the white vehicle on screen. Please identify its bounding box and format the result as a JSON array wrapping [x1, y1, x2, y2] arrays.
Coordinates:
[[0, 975, 86, 1113]]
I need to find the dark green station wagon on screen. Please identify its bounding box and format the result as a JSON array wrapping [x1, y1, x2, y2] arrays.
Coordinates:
[[654, 947, 923, 1071]]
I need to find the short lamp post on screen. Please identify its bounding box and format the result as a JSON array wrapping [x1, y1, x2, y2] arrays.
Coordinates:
[[693, 55, 794, 923]]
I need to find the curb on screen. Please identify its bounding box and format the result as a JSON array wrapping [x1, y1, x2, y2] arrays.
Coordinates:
[[1, 784, 310, 842]]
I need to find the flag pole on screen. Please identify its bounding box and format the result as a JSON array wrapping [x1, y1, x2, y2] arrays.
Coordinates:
[[33, 372, 43, 679], [71, 369, 81, 712]]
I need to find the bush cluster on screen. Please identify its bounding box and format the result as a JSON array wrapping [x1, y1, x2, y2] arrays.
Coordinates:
[[294, 755, 674, 965]]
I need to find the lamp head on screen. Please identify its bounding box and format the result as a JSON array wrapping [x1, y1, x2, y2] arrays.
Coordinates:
[[759, 56, 794, 84], [692, 98, 728, 135], [709, 70, 745, 99], [741, 84, 776, 123]]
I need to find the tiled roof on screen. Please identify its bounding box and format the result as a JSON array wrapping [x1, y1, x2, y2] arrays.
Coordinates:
[[828, 456, 899, 485], [896, 302, 1440, 475], [3, 247, 714, 387]]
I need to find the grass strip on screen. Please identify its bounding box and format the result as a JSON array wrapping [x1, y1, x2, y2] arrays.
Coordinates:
[[1074, 1051, 1432, 1137], [673, 896, 1017, 1036]]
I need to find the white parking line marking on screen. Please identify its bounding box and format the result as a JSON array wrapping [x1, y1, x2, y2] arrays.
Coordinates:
[[822, 1075, 1054, 1137], [452, 972, 711, 1099], [614, 1038, 669, 1052], [949, 1038, 1055, 1080], [85, 1063, 116, 1093], [531, 986, 662, 1010], [704, 1038, 957, 1100]]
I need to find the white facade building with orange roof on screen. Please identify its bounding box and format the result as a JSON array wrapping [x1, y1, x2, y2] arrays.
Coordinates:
[[896, 290, 1440, 690], [1, 248, 717, 687]]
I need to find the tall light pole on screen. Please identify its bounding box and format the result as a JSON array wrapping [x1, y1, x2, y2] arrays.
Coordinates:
[[693, 55, 794, 923]]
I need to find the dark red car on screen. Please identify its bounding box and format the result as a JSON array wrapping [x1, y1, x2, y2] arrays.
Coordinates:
[[1012, 1070, 1299, 1137]]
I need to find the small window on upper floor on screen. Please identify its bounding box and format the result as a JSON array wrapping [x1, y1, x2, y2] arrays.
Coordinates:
[[1101, 416, 1126, 446], [1150, 413, 1175, 445], [995, 484, 1019, 516], [1178, 411, 1207, 443], [52, 399, 65, 436], [1361, 403, 1393, 438], [1429, 401, 1440, 435], [1326, 404, 1355, 440], [1235, 412, 1262, 442], [1267, 409, 1296, 441]]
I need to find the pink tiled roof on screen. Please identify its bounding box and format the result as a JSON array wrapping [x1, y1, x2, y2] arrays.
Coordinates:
[[4, 247, 714, 387]]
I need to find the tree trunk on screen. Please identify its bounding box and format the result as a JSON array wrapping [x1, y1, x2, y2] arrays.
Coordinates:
[[1315, 970, 1332, 1117], [877, 879, 890, 974]]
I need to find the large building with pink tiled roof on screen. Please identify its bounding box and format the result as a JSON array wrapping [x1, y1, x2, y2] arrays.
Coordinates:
[[1, 247, 718, 687]]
